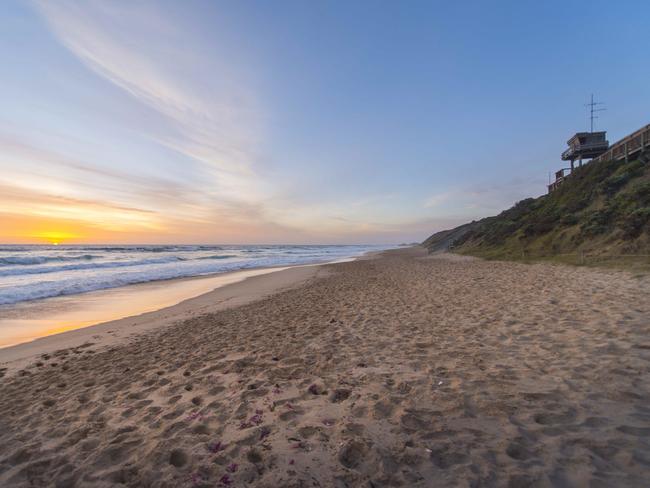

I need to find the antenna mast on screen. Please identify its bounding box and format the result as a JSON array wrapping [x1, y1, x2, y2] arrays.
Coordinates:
[[585, 94, 606, 132]]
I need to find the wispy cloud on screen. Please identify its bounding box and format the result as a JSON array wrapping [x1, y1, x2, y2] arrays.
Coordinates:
[[423, 191, 452, 208], [34, 0, 266, 203], [0, 181, 164, 232], [423, 176, 545, 217]]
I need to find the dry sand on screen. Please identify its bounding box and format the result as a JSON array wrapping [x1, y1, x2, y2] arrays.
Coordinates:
[[1, 247, 650, 487]]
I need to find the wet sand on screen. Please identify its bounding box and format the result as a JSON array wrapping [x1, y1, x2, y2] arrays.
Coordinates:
[[0, 266, 299, 349], [1, 247, 650, 487], [0, 265, 322, 373]]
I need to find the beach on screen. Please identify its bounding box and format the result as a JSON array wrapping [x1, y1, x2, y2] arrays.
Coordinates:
[[0, 244, 383, 350], [1, 247, 650, 487]]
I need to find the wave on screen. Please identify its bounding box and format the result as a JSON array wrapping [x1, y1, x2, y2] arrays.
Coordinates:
[[0, 259, 276, 305], [0, 254, 98, 266], [0, 245, 390, 305], [0, 256, 192, 277], [196, 254, 237, 260]]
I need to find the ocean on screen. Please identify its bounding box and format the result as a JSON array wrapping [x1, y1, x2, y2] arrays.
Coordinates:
[[0, 244, 390, 306]]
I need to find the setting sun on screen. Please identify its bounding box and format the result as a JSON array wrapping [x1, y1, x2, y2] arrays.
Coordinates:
[[30, 230, 78, 245]]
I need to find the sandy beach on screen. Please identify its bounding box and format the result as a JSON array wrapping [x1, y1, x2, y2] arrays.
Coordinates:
[[1, 247, 650, 487]]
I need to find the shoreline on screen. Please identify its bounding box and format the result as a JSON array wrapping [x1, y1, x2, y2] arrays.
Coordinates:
[[0, 251, 372, 359], [0, 259, 337, 373]]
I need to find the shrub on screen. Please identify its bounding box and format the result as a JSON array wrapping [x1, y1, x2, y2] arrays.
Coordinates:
[[601, 160, 645, 197], [560, 214, 579, 226], [601, 173, 631, 196], [580, 209, 613, 237], [483, 220, 519, 245], [620, 207, 650, 239]]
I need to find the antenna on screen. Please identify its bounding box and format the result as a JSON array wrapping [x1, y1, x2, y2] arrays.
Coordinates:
[[585, 93, 606, 132]]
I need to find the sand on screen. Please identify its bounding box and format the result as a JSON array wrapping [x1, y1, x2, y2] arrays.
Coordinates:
[[1, 247, 650, 487], [0, 265, 309, 350], [0, 264, 321, 373]]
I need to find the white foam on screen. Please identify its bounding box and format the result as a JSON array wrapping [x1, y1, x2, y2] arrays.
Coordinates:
[[0, 245, 390, 305]]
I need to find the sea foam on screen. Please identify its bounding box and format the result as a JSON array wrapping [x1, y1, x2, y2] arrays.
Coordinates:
[[0, 245, 389, 305]]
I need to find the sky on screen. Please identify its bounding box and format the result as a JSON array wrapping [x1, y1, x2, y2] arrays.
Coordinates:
[[0, 0, 648, 245]]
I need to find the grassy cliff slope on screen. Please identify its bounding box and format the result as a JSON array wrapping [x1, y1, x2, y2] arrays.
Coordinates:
[[424, 152, 650, 263]]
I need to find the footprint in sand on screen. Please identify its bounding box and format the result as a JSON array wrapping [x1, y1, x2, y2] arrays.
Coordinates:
[[329, 388, 351, 403], [505, 440, 534, 461], [169, 448, 188, 467], [338, 440, 368, 469]]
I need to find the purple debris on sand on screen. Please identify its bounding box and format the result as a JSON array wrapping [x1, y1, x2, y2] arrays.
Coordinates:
[[260, 427, 271, 440], [208, 441, 226, 453], [219, 474, 233, 486], [249, 413, 263, 425], [322, 419, 334, 426], [289, 459, 295, 465], [272, 388, 281, 394], [189, 473, 204, 485], [226, 463, 238, 473], [255, 408, 264, 415], [308, 384, 320, 395], [285, 403, 294, 410], [239, 420, 252, 429], [186, 411, 203, 421]]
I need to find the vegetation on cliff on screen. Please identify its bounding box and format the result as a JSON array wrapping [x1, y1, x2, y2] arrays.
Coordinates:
[[424, 152, 650, 264]]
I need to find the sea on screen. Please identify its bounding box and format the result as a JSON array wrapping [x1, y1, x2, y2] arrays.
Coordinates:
[[0, 244, 390, 306]]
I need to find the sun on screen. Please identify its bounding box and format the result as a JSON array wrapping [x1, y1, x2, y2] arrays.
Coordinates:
[[30, 230, 78, 245]]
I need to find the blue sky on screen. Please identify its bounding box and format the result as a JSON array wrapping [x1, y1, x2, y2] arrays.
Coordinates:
[[0, 0, 648, 244]]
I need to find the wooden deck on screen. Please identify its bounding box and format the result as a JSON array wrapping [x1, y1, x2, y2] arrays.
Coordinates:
[[591, 123, 650, 163]]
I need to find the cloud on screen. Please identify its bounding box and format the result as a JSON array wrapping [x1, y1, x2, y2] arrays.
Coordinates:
[[423, 191, 452, 208], [0, 181, 164, 232], [423, 176, 546, 218], [0, 133, 201, 217], [34, 0, 266, 203]]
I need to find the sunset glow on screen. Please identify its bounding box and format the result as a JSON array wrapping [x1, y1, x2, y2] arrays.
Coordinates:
[[1, 1, 648, 244]]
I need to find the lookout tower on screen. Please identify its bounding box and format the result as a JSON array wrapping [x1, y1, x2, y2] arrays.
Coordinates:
[[561, 131, 609, 169], [561, 94, 609, 169]]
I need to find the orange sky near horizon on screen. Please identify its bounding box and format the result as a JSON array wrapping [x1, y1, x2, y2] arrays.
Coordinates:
[[0, 213, 135, 245]]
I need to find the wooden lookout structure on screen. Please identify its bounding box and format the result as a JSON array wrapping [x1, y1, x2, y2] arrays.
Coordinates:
[[561, 131, 609, 170]]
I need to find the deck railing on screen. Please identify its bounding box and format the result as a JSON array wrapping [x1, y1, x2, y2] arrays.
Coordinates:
[[591, 124, 650, 163], [561, 141, 609, 161]]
